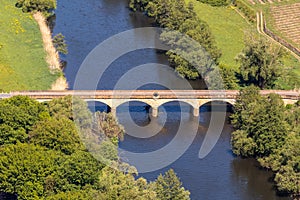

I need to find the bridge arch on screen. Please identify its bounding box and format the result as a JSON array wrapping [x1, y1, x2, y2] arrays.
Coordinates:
[[85, 99, 112, 113], [157, 99, 199, 109], [113, 99, 155, 109], [199, 99, 235, 108], [157, 100, 200, 117], [199, 99, 235, 113]]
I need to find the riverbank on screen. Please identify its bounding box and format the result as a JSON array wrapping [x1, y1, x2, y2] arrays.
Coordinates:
[[32, 12, 68, 90], [0, 1, 66, 91]]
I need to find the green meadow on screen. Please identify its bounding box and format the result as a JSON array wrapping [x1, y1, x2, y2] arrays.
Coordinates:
[[0, 0, 58, 92], [188, 0, 253, 69]]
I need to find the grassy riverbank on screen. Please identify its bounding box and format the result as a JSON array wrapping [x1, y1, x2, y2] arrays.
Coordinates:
[[0, 0, 59, 92]]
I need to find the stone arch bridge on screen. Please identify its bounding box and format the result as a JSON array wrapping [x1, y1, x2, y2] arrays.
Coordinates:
[[0, 90, 299, 117]]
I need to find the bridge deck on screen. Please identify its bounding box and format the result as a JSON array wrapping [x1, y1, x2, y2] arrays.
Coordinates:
[[2, 90, 298, 100]]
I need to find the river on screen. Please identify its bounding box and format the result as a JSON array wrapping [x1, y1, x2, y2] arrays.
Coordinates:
[[53, 0, 291, 199]]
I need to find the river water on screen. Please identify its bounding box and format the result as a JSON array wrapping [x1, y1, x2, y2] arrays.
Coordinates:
[[53, 0, 291, 199]]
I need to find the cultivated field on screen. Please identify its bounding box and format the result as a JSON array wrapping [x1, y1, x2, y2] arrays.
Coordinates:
[[270, 3, 300, 47], [248, 0, 293, 5]]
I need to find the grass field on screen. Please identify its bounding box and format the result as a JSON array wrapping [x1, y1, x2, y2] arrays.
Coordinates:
[[0, 0, 59, 92], [187, 0, 254, 69]]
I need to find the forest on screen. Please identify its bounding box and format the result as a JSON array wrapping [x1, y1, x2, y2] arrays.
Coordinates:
[[0, 96, 190, 199]]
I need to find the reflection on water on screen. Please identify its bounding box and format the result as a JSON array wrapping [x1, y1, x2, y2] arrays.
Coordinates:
[[87, 102, 291, 200]]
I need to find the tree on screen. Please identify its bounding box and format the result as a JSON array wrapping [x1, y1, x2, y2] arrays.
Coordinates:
[[129, 0, 149, 11], [29, 117, 84, 155], [53, 33, 68, 55], [146, 0, 193, 30], [231, 129, 256, 157], [130, 0, 221, 81], [96, 167, 157, 200], [46, 95, 92, 129], [231, 87, 289, 157], [45, 187, 102, 200], [92, 112, 125, 144], [219, 63, 239, 89], [53, 151, 104, 192], [258, 119, 300, 196], [160, 29, 218, 80], [198, 0, 230, 6], [15, 0, 56, 16], [236, 33, 283, 89], [154, 169, 190, 200], [0, 96, 49, 145], [178, 18, 221, 62], [0, 143, 63, 199], [230, 85, 262, 131]]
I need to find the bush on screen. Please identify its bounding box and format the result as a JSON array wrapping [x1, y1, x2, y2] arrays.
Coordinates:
[[197, 0, 230, 7], [15, 0, 56, 16], [232, 0, 256, 23]]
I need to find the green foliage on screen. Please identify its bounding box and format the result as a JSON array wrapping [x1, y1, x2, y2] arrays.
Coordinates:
[[29, 117, 84, 155], [197, 0, 230, 7], [46, 95, 92, 129], [97, 167, 157, 200], [130, 0, 221, 80], [178, 17, 222, 61], [92, 112, 124, 144], [15, 0, 56, 16], [232, 0, 256, 23], [129, 0, 150, 11], [154, 169, 190, 200], [53, 33, 68, 55], [54, 151, 104, 192], [219, 63, 239, 89], [236, 33, 284, 89], [231, 86, 289, 157], [0, 143, 63, 200], [0, 96, 48, 145], [146, 0, 194, 30], [46, 187, 102, 200], [231, 87, 300, 197], [0, 96, 190, 199], [230, 85, 262, 131], [231, 130, 256, 157]]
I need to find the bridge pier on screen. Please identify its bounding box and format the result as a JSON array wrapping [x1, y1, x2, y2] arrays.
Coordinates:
[[110, 107, 117, 117], [192, 107, 199, 117], [151, 107, 158, 118]]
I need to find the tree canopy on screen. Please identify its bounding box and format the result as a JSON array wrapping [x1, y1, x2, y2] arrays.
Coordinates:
[[129, 0, 221, 80], [236, 33, 283, 89], [0, 96, 190, 199], [15, 0, 56, 16], [231, 87, 300, 197]]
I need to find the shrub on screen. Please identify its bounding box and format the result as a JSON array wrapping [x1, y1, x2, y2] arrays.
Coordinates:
[[197, 0, 231, 7], [15, 0, 56, 16], [232, 0, 256, 23]]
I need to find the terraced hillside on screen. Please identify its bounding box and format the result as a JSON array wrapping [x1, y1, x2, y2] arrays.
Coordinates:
[[270, 3, 300, 48]]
